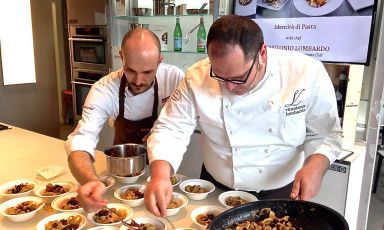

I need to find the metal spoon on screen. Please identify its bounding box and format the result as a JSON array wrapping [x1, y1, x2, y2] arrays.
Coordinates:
[[164, 216, 176, 230]]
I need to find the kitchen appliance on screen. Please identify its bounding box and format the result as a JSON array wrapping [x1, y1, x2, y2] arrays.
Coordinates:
[[71, 68, 108, 120], [66, 0, 108, 25], [103, 143, 146, 177], [207, 200, 349, 230], [69, 25, 111, 72]]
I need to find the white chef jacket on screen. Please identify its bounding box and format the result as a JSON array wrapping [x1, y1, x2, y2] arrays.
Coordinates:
[[148, 48, 342, 191], [65, 63, 184, 158]]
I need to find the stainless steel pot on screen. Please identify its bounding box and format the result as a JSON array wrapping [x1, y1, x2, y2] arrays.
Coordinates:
[[103, 143, 146, 177]]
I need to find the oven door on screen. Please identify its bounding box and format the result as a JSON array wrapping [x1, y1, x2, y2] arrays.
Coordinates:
[[71, 80, 93, 120], [69, 37, 110, 71]]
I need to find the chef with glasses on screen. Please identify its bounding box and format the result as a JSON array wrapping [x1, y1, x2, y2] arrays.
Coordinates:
[[144, 15, 342, 218]]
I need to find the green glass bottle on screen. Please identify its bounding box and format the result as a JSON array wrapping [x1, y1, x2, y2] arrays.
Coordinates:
[[174, 17, 182, 52], [196, 17, 206, 52]]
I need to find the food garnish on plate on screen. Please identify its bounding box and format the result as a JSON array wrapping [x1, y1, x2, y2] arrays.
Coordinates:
[[93, 208, 127, 224], [61, 197, 81, 210], [6, 183, 34, 194], [185, 185, 208, 193], [225, 196, 250, 207], [262, 0, 282, 8], [5, 201, 41, 215], [44, 215, 83, 230], [41, 183, 69, 196], [121, 188, 144, 200], [307, 0, 327, 7]]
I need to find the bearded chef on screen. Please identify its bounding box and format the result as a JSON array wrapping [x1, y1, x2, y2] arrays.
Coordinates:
[[64, 29, 184, 211]]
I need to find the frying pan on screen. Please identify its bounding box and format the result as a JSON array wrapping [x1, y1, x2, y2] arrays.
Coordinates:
[[207, 199, 348, 230]]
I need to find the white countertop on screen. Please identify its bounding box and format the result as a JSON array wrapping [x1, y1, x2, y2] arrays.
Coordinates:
[[0, 124, 224, 229]]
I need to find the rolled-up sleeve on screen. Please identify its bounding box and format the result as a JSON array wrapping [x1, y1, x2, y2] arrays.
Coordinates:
[[64, 80, 116, 158]]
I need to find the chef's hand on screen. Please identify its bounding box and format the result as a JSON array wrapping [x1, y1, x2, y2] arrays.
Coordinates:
[[290, 154, 330, 201], [144, 160, 173, 217], [77, 180, 108, 212]]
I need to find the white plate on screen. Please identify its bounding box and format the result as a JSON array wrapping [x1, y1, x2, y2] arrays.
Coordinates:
[[119, 217, 167, 230], [36, 212, 86, 230], [218, 191, 258, 209], [87, 203, 133, 226], [166, 192, 188, 217], [190, 205, 226, 229], [347, 0, 374, 10], [51, 192, 84, 213], [0, 196, 45, 222], [293, 0, 343, 16], [113, 184, 145, 207], [0, 179, 38, 199], [34, 181, 76, 203], [257, 0, 289, 11]]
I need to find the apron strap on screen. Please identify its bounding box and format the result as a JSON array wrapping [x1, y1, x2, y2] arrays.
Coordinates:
[[118, 74, 127, 116], [152, 78, 159, 118]]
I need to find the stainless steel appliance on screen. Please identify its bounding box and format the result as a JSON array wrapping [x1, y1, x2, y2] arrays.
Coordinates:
[[66, 0, 108, 25], [69, 25, 111, 72], [71, 68, 108, 120]]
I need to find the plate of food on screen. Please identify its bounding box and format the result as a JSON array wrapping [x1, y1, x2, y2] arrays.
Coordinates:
[[51, 192, 83, 213], [0, 179, 38, 199], [34, 181, 75, 203], [36, 212, 86, 230], [87, 203, 133, 226], [294, 0, 343, 16], [257, 0, 289, 10], [0, 196, 45, 222]]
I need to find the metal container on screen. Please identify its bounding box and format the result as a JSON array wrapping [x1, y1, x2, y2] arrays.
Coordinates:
[[130, 23, 149, 30], [103, 143, 146, 177]]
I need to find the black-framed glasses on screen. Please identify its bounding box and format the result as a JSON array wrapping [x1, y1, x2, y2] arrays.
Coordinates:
[[210, 53, 258, 84]]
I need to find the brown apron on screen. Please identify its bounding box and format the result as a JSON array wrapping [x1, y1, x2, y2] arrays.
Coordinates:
[[113, 75, 158, 145]]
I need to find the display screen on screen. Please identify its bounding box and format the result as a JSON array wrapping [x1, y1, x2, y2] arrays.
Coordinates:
[[235, 0, 378, 64]]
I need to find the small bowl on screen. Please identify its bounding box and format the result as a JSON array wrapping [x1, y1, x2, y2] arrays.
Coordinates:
[[190, 205, 226, 229], [119, 217, 167, 230], [131, 7, 152, 16], [87, 203, 133, 226], [100, 175, 115, 190], [34, 181, 76, 204], [179, 179, 215, 201], [113, 170, 145, 184], [218, 190, 258, 209], [0, 179, 38, 199], [147, 174, 184, 187], [36, 212, 86, 230], [0, 196, 45, 222], [51, 192, 84, 213], [114, 184, 145, 207], [166, 192, 188, 216]]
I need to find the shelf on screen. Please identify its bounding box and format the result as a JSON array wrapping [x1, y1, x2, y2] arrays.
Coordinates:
[[113, 14, 212, 20]]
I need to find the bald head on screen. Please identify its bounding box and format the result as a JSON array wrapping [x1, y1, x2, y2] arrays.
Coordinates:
[[121, 28, 161, 55]]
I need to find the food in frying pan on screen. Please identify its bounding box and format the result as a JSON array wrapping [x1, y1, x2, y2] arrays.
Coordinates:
[[60, 197, 81, 210], [185, 185, 209, 193], [44, 215, 83, 230], [6, 201, 40, 215], [121, 188, 144, 200], [196, 213, 217, 226], [262, 0, 282, 8], [226, 208, 298, 230], [167, 196, 183, 209], [225, 196, 250, 207], [123, 219, 158, 230], [41, 183, 69, 196], [93, 208, 127, 224], [306, 0, 327, 7], [6, 183, 34, 194]]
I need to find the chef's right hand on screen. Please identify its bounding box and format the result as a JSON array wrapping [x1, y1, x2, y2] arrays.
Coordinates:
[[144, 160, 173, 217], [77, 180, 108, 212], [144, 176, 173, 217]]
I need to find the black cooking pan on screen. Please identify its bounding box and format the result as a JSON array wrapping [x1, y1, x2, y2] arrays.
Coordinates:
[[207, 199, 348, 230]]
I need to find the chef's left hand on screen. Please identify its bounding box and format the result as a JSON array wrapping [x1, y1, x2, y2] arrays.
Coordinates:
[[290, 154, 330, 201]]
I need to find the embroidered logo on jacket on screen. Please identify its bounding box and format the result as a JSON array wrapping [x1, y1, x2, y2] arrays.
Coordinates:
[[284, 89, 306, 116]]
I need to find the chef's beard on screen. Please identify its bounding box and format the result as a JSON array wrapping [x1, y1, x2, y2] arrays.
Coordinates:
[[128, 82, 149, 95]]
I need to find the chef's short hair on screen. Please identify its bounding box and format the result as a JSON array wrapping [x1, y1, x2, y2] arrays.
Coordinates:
[[207, 15, 264, 60], [121, 28, 161, 54]]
